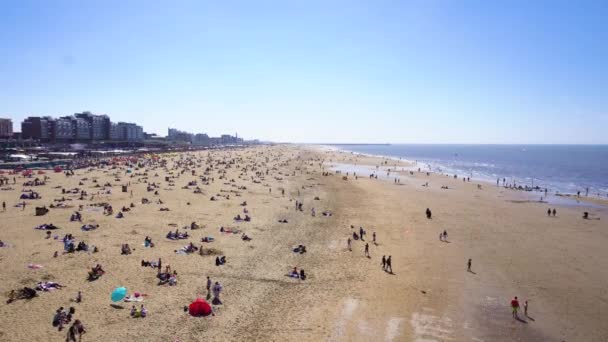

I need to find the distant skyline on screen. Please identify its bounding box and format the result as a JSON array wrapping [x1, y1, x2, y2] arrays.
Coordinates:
[[1, 1, 607, 144]]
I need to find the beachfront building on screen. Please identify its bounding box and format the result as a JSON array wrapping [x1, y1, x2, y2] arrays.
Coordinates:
[[72, 116, 92, 141], [220, 134, 242, 145], [0, 118, 13, 138], [74, 112, 110, 140], [51, 117, 73, 142], [21, 116, 53, 141], [18, 113, 145, 144], [192, 133, 210, 146], [117, 122, 144, 141], [168, 128, 193, 142], [109, 122, 121, 140], [209, 137, 221, 146]]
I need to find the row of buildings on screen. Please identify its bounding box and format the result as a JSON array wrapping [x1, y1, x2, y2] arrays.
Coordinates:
[[15, 112, 144, 142], [167, 128, 244, 146], [1, 114, 259, 147]]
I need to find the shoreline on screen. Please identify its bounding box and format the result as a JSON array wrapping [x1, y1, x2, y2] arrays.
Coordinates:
[[319, 144, 608, 208]]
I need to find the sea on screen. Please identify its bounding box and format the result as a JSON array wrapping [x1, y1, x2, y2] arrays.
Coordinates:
[[328, 144, 608, 198]]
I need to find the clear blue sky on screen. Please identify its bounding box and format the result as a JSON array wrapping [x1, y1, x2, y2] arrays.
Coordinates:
[[1, 0, 607, 143]]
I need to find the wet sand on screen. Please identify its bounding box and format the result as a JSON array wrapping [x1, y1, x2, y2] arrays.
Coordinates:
[[0, 145, 606, 341]]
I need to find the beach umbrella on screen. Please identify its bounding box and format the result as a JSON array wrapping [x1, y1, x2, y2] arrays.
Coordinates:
[[188, 298, 212, 317], [111, 287, 127, 302]]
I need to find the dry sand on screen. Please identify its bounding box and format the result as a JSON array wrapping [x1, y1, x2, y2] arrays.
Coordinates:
[[0, 145, 606, 341]]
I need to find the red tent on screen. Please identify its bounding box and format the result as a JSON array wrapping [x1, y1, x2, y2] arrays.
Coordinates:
[[188, 298, 212, 317]]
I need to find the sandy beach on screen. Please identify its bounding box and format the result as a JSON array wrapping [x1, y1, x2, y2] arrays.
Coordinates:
[[1, 145, 607, 341]]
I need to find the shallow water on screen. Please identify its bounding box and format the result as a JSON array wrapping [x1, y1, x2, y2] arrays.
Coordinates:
[[330, 144, 608, 199]]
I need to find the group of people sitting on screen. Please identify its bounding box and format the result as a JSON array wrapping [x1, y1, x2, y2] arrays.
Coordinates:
[[52, 306, 76, 331], [130, 304, 148, 318], [233, 214, 251, 222], [215, 256, 227, 266], [75, 241, 89, 252], [157, 270, 178, 286], [20, 191, 40, 199], [88, 264, 105, 281], [144, 236, 155, 247], [103, 205, 114, 216], [121, 244, 132, 255], [63, 235, 89, 253], [70, 211, 82, 222], [288, 267, 307, 280], [166, 230, 189, 240]]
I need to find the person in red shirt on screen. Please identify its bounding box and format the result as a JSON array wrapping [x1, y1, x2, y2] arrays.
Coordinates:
[[511, 296, 520, 318]]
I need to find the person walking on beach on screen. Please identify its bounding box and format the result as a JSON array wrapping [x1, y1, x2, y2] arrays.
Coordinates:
[[373, 232, 376, 245], [359, 227, 365, 241], [442, 230, 448, 241], [381, 255, 386, 271], [2, 201, 5, 212], [511, 296, 520, 319], [467, 258, 472, 272], [364, 243, 370, 258], [22, 201, 26, 211], [212, 281, 223, 305], [524, 300, 529, 317], [347, 238, 352, 251], [552, 208, 556, 217], [547, 208, 551, 216], [386, 256, 392, 273]]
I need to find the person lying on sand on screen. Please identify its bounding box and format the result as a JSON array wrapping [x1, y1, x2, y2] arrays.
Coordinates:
[[6, 287, 37, 303], [293, 245, 307, 254]]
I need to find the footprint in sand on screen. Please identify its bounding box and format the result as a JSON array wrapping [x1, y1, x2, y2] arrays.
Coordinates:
[[410, 309, 454, 342], [385, 317, 404, 342], [331, 298, 359, 341]]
